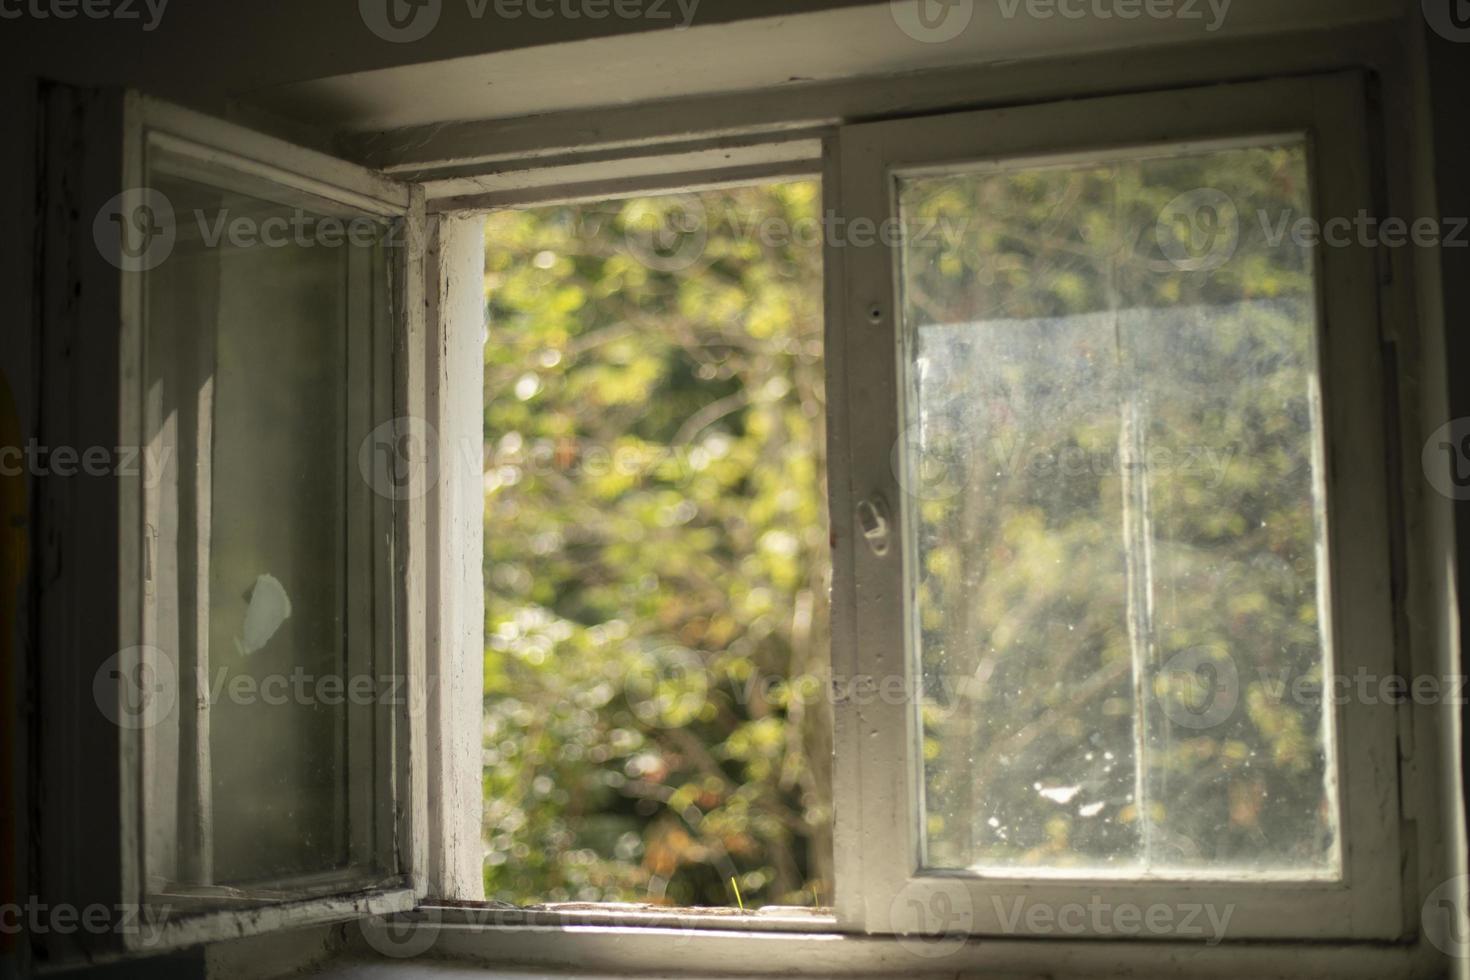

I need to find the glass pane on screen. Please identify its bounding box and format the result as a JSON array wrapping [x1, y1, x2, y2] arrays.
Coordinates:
[[897, 141, 1337, 878], [140, 148, 396, 904]]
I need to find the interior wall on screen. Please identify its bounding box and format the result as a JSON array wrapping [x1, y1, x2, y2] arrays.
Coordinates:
[[0, 0, 891, 111], [0, 68, 34, 980]]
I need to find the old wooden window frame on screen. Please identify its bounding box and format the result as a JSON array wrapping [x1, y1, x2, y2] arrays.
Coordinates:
[[833, 71, 1403, 943], [406, 72, 1421, 973], [399, 66, 1431, 980], [40, 90, 427, 960], [38, 19, 1446, 976]]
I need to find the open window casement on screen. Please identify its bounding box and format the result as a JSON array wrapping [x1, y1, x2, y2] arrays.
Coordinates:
[[36, 87, 426, 960], [832, 72, 1407, 943]]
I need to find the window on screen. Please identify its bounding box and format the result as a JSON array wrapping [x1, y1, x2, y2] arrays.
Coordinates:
[[140, 141, 402, 911], [56, 68, 1415, 972], [836, 73, 1401, 941], [45, 92, 423, 956]]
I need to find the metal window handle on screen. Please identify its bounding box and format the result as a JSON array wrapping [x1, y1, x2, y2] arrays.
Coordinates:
[[855, 497, 890, 557]]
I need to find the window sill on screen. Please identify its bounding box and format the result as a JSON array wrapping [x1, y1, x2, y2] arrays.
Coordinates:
[[315, 912, 1436, 980], [424, 901, 837, 934]]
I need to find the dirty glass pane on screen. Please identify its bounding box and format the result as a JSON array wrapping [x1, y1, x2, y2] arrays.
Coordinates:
[[138, 149, 396, 905], [896, 141, 1338, 877]]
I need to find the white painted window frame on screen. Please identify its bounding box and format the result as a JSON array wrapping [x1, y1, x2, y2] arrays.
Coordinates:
[[408, 62, 1434, 980], [832, 72, 1404, 943], [59, 91, 428, 957]]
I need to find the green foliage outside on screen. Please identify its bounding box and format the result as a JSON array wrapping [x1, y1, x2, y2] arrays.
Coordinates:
[[903, 144, 1335, 872], [482, 183, 831, 908], [481, 143, 1339, 906]]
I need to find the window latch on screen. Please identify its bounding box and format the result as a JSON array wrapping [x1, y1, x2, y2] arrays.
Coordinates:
[[855, 496, 891, 557]]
